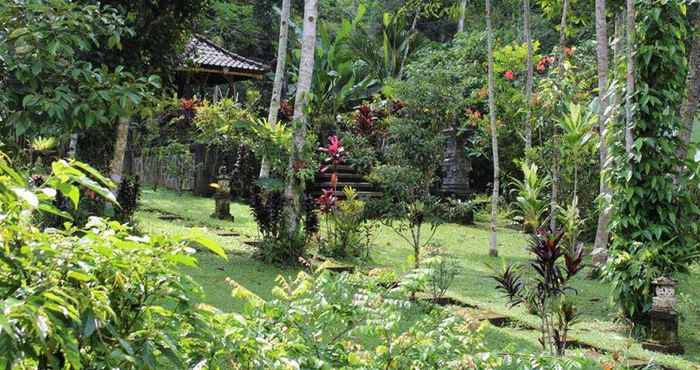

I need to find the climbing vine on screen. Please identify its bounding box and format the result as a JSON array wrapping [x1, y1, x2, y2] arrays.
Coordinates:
[[607, 0, 700, 324]]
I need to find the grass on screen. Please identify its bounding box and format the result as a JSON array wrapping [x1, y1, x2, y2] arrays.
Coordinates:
[[135, 187, 700, 369]]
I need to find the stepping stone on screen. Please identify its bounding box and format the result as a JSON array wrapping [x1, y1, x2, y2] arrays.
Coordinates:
[[158, 215, 183, 221], [217, 232, 240, 237]]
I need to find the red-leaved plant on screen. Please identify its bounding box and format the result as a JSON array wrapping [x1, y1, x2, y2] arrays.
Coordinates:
[[490, 227, 584, 356], [319, 135, 345, 173], [355, 104, 376, 135]]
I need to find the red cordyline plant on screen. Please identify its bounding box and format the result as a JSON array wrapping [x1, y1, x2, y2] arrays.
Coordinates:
[[315, 188, 337, 214], [180, 98, 201, 121], [319, 135, 345, 173], [355, 104, 376, 135], [490, 227, 584, 356]]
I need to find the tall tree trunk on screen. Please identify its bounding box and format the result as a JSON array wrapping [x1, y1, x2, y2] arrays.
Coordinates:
[[109, 117, 130, 186], [678, 14, 700, 160], [523, 0, 533, 151], [550, 0, 568, 230], [593, 0, 611, 255], [259, 0, 292, 179], [624, 0, 635, 156], [68, 133, 78, 158], [458, 0, 467, 33], [284, 0, 318, 241], [486, 0, 499, 257]]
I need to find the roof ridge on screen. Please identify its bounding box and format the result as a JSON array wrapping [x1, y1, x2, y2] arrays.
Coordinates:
[[192, 34, 268, 69]]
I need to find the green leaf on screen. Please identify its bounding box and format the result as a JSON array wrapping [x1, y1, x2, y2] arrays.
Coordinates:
[[167, 254, 198, 267], [11, 187, 38, 208], [67, 271, 92, 282], [181, 231, 227, 260]]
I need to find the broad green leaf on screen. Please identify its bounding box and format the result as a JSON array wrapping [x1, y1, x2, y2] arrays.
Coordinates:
[[181, 232, 227, 260], [11, 187, 38, 208]]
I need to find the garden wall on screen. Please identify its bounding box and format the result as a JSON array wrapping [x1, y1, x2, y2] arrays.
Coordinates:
[[134, 155, 195, 192]]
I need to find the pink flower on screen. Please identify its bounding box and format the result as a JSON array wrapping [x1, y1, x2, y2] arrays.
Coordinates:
[[504, 70, 515, 80]]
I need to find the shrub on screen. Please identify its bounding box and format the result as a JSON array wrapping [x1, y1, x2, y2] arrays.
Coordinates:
[[509, 162, 550, 232], [439, 197, 476, 225], [422, 245, 462, 302], [490, 228, 584, 356], [0, 156, 231, 369], [318, 187, 375, 258]]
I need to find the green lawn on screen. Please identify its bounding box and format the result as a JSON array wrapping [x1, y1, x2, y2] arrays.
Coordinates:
[[135, 188, 700, 369]]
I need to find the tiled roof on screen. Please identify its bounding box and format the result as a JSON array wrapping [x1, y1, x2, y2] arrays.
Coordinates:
[[183, 36, 268, 74]]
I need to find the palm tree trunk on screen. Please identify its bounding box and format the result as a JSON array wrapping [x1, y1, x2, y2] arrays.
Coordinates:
[[486, 0, 499, 258], [624, 0, 635, 156], [458, 0, 467, 33], [523, 0, 533, 151], [259, 0, 292, 179], [550, 0, 568, 230], [678, 14, 700, 160], [284, 0, 318, 241], [109, 116, 130, 186], [593, 0, 611, 255]]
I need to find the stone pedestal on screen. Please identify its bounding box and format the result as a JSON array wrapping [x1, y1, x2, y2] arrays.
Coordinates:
[[642, 277, 684, 354], [440, 125, 471, 199]]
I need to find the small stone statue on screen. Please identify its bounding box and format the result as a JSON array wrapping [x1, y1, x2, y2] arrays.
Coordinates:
[[642, 277, 684, 354], [211, 166, 233, 221]]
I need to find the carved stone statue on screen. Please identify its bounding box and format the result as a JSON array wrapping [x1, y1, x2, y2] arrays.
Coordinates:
[[211, 166, 233, 221], [440, 124, 471, 198]]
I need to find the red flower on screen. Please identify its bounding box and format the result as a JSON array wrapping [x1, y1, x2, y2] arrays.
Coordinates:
[[504, 70, 515, 80]]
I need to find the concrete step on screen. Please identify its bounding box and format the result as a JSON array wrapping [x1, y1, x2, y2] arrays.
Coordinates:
[[324, 164, 356, 173], [317, 182, 374, 190], [310, 190, 383, 199], [320, 172, 366, 181]]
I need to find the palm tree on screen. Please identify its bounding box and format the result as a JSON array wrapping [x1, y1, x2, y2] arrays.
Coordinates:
[[284, 0, 318, 241], [523, 0, 534, 151], [593, 0, 611, 256], [486, 0, 499, 257], [259, 0, 292, 179]]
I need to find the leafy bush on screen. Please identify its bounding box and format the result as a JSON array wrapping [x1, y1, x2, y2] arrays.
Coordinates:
[[0, 156, 231, 369], [490, 228, 584, 356], [509, 162, 550, 232], [231, 271, 488, 369], [422, 245, 462, 302], [318, 187, 376, 258], [340, 131, 378, 173], [439, 197, 476, 225]]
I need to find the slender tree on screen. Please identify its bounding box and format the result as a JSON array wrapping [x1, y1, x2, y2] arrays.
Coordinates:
[[593, 0, 611, 255], [624, 0, 635, 156], [109, 117, 130, 186], [678, 13, 700, 160], [549, 0, 568, 230], [523, 0, 534, 151], [68, 133, 79, 158], [284, 0, 318, 241], [458, 0, 467, 33], [259, 0, 292, 179], [486, 0, 499, 257]]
